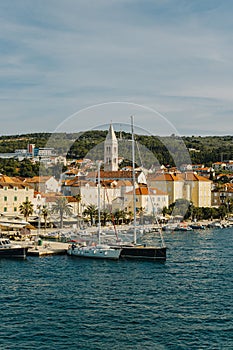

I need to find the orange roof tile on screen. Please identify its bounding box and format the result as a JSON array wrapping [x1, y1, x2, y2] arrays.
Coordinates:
[[150, 173, 183, 181]]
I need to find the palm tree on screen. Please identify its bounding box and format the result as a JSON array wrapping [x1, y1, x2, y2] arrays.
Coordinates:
[[126, 210, 134, 224], [19, 199, 34, 222], [137, 206, 145, 225], [51, 197, 73, 228], [73, 194, 82, 216], [83, 204, 98, 226], [101, 209, 111, 226], [41, 205, 49, 232], [113, 209, 126, 225]]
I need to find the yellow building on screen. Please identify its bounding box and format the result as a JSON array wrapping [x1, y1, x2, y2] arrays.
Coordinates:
[[148, 172, 212, 207], [0, 175, 34, 215], [148, 173, 183, 206], [181, 172, 212, 207]]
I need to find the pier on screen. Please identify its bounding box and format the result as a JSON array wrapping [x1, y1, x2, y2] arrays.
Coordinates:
[[27, 241, 69, 257]]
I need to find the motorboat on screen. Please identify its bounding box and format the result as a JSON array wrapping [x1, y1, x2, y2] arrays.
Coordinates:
[[189, 223, 206, 230], [207, 221, 223, 229], [0, 237, 28, 259], [174, 223, 193, 232]]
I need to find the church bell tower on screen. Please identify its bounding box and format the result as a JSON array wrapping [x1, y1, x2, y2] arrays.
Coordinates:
[[104, 124, 118, 171]]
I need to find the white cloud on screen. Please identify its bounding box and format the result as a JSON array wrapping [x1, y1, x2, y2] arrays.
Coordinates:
[[0, 0, 233, 135]]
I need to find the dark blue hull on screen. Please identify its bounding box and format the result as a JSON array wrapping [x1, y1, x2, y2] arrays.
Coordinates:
[[0, 247, 28, 259], [119, 246, 167, 261]]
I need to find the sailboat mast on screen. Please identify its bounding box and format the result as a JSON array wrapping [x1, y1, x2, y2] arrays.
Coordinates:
[[97, 161, 101, 244], [131, 116, 137, 244]]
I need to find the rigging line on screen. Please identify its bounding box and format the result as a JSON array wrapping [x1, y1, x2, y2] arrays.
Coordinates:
[[135, 139, 145, 169], [101, 180, 119, 241], [135, 134, 166, 247]]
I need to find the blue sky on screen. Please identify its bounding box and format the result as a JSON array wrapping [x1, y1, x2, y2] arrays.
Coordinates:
[[1, 0, 233, 136]]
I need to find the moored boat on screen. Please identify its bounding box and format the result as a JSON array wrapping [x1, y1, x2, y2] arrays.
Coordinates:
[[0, 237, 28, 259], [189, 224, 206, 230], [115, 243, 166, 260], [174, 223, 193, 232], [116, 116, 167, 261], [67, 243, 121, 260], [67, 161, 122, 260], [207, 221, 223, 229]]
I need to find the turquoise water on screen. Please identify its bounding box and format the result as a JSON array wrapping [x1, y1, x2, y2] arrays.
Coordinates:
[[0, 228, 232, 350]]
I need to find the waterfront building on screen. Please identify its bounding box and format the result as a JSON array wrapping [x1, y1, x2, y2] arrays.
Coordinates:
[[181, 172, 212, 207], [148, 173, 184, 206], [148, 171, 212, 207], [24, 176, 61, 193], [0, 175, 34, 215], [123, 185, 168, 215], [211, 183, 233, 208]]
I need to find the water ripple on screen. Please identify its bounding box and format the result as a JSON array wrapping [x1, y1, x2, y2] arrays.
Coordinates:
[[0, 229, 233, 349]]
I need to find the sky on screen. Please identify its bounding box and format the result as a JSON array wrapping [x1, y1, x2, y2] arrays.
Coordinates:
[[1, 0, 233, 137]]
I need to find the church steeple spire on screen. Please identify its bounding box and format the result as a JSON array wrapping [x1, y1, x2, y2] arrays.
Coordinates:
[[104, 123, 118, 171]]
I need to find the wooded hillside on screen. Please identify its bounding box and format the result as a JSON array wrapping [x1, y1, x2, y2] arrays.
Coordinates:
[[0, 132, 232, 169]]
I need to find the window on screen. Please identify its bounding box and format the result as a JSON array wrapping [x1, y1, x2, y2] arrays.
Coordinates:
[[25, 187, 28, 191], [14, 207, 17, 212], [4, 196, 7, 201], [4, 186, 7, 190], [14, 196, 17, 201], [4, 207, 7, 212], [26, 197, 28, 201], [14, 187, 18, 191]]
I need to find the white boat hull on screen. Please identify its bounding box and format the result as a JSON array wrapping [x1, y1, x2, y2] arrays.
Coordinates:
[[67, 244, 121, 260]]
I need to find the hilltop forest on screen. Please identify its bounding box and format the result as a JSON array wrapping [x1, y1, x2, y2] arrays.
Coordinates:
[[0, 132, 232, 177]]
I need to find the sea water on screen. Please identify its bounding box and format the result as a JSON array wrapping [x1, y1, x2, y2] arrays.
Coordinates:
[[0, 228, 232, 350]]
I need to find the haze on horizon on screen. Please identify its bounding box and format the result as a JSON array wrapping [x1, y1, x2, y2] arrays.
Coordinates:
[[1, 0, 233, 137]]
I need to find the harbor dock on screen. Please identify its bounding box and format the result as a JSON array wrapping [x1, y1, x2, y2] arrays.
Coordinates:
[[27, 241, 69, 257]]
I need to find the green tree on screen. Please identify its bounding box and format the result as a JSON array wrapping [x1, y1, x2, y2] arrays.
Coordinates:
[[113, 209, 126, 225], [41, 205, 49, 232], [168, 199, 190, 219], [19, 199, 34, 222], [83, 204, 98, 226], [137, 206, 145, 225], [218, 204, 227, 220], [101, 209, 111, 226], [73, 194, 82, 217], [125, 210, 133, 224], [19, 159, 40, 177], [51, 197, 73, 228]]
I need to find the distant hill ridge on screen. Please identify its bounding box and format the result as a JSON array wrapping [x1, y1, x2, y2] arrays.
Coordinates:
[[0, 132, 233, 166]]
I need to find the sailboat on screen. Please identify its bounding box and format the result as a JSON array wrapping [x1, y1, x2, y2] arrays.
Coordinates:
[[114, 116, 167, 261], [67, 162, 121, 260]]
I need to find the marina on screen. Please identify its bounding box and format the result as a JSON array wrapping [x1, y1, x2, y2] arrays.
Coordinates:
[[1, 217, 232, 260]]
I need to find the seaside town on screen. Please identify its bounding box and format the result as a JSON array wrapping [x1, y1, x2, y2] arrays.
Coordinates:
[[0, 124, 233, 258]]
